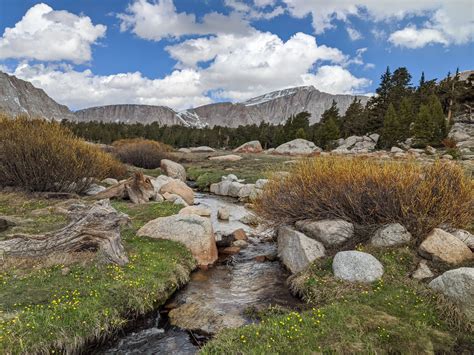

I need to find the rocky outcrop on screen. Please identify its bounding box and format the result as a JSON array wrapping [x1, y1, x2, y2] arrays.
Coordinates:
[[273, 139, 322, 156], [332, 251, 384, 283], [210, 175, 268, 202], [332, 134, 379, 154], [429, 267, 474, 321], [370, 223, 412, 247], [233, 141, 263, 153], [419, 228, 472, 264], [137, 214, 217, 266], [277, 226, 326, 273], [0, 71, 76, 121], [160, 159, 186, 182], [295, 219, 354, 247], [448, 121, 473, 160]]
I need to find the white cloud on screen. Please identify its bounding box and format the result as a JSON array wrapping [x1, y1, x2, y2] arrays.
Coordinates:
[[282, 0, 474, 47], [10, 63, 212, 110], [388, 26, 448, 48], [0, 3, 106, 64], [302, 65, 371, 94], [347, 27, 363, 40], [224, 0, 285, 20], [118, 0, 251, 41]]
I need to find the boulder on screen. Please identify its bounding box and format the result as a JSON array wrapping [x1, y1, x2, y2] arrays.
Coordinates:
[[160, 180, 194, 205], [209, 154, 242, 161], [277, 226, 326, 273], [390, 146, 404, 153], [295, 219, 354, 247], [332, 135, 377, 154], [332, 251, 384, 283], [189, 146, 215, 153], [273, 139, 322, 156], [233, 140, 263, 153], [179, 206, 212, 217], [137, 214, 217, 266], [233, 240, 248, 248], [450, 229, 474, 249], [210, 181, 232, 196], [255, 179, 269, 189], [370, 223, 412, 247], [429, 267, 474, 321], [412, 260, 434, 280], [217, 207, 230, 220], [419, 228, 472, 264], [232, 228, 247, 241], [160, 159, 186, 181], [237, 184, 256, 200], [221, 246, 241, 255], [150, 175, 173, 194]]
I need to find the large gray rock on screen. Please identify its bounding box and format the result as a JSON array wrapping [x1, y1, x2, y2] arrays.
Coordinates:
[[332, 251, 384, 283], [277, 226, 326, 273], [370, 223, 412, 247], [295, 219, 354, 247], [332, 135, 378, 154], [160, 159, 186, 182], [160, 179, 194, 205], [412, 260, 434, 280], [429, 267, 474, 321], [450, 229, 474, 250], [233, 140, 263, 153], [274, 139, 322, 156], [137, 215, 217, 266], [189, 146, 215, 153], [419, 228, 472, 265]]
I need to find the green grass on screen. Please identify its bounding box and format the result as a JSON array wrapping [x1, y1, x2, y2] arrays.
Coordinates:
[[0, 198, 194, 354], [202, 247, 473, 354]]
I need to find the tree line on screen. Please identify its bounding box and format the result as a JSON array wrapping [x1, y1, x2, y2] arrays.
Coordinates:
[[63, 68, 473, 150]]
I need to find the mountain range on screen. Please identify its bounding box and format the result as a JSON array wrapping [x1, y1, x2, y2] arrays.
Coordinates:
[[1, 71, 368, 127]]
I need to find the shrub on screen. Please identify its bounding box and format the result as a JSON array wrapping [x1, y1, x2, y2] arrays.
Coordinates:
[[442, 137, 457, 149], [0, 115, 126, 193], [112, 138, 172, 169], [255, 156, 473, 240]]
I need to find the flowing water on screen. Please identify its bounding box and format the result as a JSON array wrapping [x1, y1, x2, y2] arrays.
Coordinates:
[[101, 193, 300, 354]]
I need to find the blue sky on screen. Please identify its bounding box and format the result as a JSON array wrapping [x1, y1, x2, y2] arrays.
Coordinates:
[[0, 0, 473, 110]]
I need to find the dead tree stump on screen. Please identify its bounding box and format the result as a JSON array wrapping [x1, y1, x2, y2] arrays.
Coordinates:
[[94, 172, 155, 204]]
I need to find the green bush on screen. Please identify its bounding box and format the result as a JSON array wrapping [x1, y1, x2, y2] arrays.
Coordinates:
[[112, 138, 172, 169], [0, 115, 126, 193]]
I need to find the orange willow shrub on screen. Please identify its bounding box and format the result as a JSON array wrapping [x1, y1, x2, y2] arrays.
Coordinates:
[[112, 138, 172, 169], [255, 156, 473, 240], [0, 115, 126, 193]]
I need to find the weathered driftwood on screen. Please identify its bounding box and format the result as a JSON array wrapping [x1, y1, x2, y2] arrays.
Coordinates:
[[94, 172, 155, 204], [0, 200, 130, 265]]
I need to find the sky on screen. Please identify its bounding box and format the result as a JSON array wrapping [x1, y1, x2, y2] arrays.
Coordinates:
[[0, 0, 473, 111]]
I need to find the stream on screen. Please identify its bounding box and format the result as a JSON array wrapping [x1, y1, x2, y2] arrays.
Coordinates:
[[101, 193, 300, 354]]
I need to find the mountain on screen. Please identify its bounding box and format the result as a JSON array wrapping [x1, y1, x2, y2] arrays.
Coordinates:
[[77, 86, 368, 127], [0, 71, 76, 121]]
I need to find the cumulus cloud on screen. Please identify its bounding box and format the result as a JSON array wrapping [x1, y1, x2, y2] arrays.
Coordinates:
[[10, 63, 212, 110], [302, 65, 371, 94], [224, 0, 285, 20], [281, 0, 474, 47], [118, 0, 251, 41], [388, 26, 448, 48], [0, 3, 106, 63], [347, 27, 363, 40]]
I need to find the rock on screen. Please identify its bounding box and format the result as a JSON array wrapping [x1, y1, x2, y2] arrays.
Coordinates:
[[137, 215, 217, 266], [189, 146, 215, 153], [217, 207, 230, 220], [150, 175, 173, 193], [84, 184, 106, 196], [419, 228, 472, 265], [429, 267, 474, 321], [101, 178, 119, 186], [369, 133, 380, 143], [254, 255, 266, 262], [233, 140, 263, 153], [222, 174, 239, 182], [277, 226, 326, 273], [160, 159, 186, 181], [295, 219, 354, 247], [425, 146, 437, 155], [179, 206, 211, 217], [173, 197, 188, 206], [239, 213, 259, 226], [412, 260, 434, 280], [209, 154, 242, 161], [370, 223, 412, 247], [152, 194, 164, 203], [265, 148, 275, 154], [160, 180, 194, 205], [442, 154, 453, 160], [233, 240, 248, 248], [228, 182, 245, 197], [0, 216, 17, 232], [255, 179, 268, 189], [274, 139, 322, 156], [178, 148, 192, 153], [332, 135, 377, 154], [232, 228, 247, 241], [332, 251, 384, 283], [210, 181, 232, 196], [450, 229, 474, 249], [221, 246, 241, 255], [390, 146, 404, 153], [61, 267, 71, 276], [237, 184, 256, 200]]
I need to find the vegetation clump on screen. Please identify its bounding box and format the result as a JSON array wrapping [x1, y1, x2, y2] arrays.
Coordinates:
[[0, 115, 125, 193], [255, 156, 473, 239], [112, 138, 172, 169]]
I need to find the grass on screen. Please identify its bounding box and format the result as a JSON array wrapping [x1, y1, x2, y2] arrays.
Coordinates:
[[0, 196, 195, 354], [202, 247, 474, 354]]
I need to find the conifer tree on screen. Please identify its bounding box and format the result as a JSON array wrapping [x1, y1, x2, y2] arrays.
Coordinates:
[[380, 103, 401, 148], [398, 97, 415, 138], [315, 117, 340, 150], [341, 98, 367, 137], [412, 104, 435, 147], [428, 94, 447, 145]]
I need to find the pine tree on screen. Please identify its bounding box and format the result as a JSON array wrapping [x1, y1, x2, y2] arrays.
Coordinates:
[[428, 94, 447, 145], [380, 104, 401, 148], [398, 97, 415, 139], [315, 117, 340, 150], [295, 128, 307, 139], [412, 104, 435, 147], [341, 98, 367, 137], [320, 101, 340, 125]]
